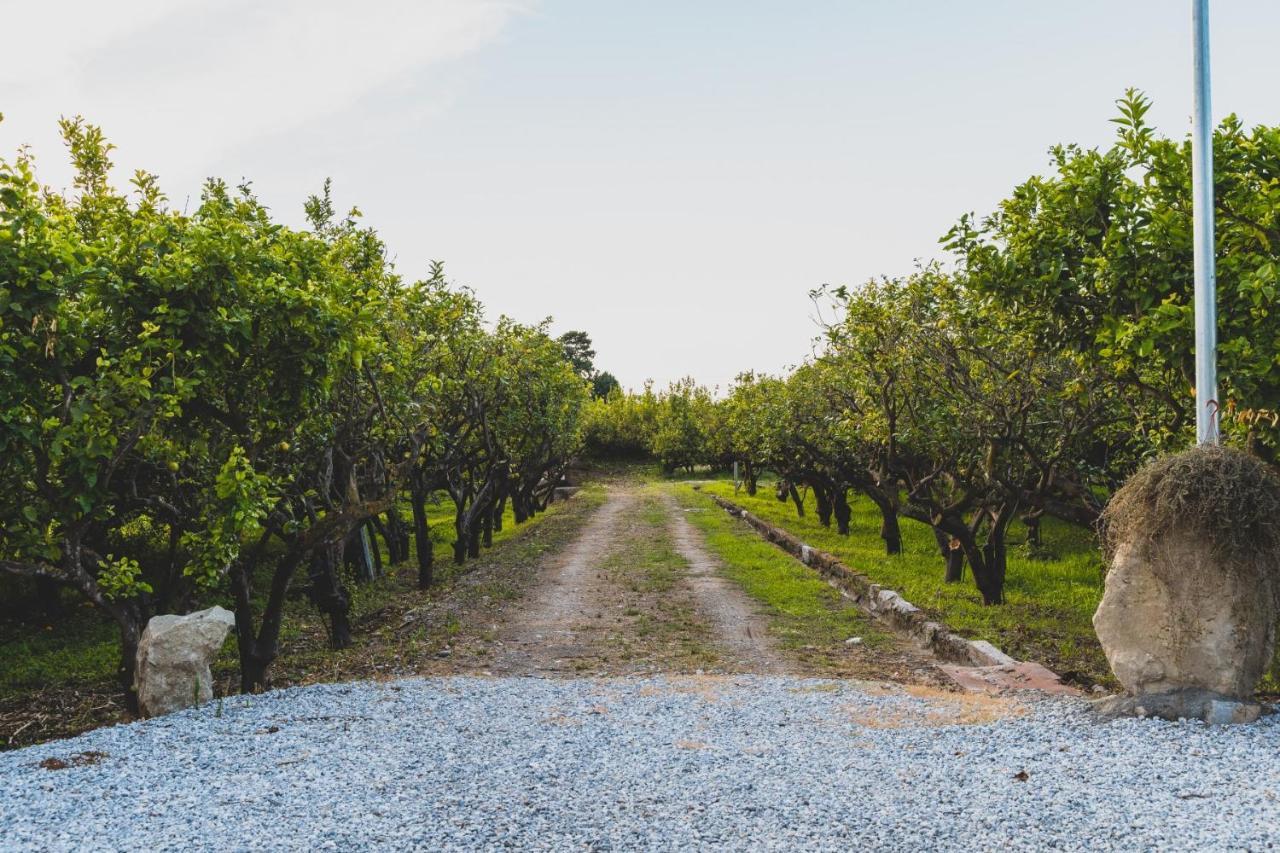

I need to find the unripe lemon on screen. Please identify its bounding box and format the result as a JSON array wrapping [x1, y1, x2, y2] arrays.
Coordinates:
[[278, 441, 291, 452], [167, 461, 179, 472]]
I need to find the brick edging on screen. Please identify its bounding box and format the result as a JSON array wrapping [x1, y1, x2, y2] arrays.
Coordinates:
[[703, 491, 1025, 669]]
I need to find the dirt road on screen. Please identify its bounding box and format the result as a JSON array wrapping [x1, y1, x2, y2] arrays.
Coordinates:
[[438, 482, 943, 684]]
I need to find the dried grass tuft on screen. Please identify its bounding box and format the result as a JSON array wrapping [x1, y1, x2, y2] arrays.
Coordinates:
[[1100, 445, 1280, 574]]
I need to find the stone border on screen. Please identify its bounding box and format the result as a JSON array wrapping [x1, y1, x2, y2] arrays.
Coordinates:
[[700, 490, 1078, 694]]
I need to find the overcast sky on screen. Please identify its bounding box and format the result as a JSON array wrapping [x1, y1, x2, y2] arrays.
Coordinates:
[[4, 1, 1280, 392]]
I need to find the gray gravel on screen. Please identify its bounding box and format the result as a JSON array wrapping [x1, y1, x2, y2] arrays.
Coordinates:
[[2, 676, 1278, 851]]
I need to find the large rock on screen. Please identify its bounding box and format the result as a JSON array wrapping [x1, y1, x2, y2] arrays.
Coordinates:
[[134, 606, 236, 718], [1093, 532, 1276, 721]]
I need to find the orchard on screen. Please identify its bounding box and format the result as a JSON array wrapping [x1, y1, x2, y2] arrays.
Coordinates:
[[0, 119, 589, 708]]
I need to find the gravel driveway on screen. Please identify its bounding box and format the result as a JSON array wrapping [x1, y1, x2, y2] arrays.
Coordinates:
[[3, 676, 1277, 851]]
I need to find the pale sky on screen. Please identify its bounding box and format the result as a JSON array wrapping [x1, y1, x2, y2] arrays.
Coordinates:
[[4, 1, 1280, 392]]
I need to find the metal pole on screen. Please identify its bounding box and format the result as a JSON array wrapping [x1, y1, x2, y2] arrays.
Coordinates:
[[1192, 0, 1219, 444]]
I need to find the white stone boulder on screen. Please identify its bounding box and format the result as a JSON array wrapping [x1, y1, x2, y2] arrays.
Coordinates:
[[134, 606, 236, 718], [1094, 534, 1275, 700]]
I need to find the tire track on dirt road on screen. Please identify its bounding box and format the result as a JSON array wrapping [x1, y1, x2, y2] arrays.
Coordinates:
[[663, 494, 789, 674]]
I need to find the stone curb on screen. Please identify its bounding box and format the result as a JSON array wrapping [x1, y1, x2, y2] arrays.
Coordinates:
[[702, 491, 1079, 694]]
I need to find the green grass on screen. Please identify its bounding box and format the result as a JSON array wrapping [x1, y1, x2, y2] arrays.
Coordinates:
[[695, 480, 1111, 685], [671, 486, 890, 657], [0, 602, 121, 695], [611, 496, 685, 594]]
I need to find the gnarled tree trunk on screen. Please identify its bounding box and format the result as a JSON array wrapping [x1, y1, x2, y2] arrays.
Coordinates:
[[871, 494, 902, 555], [308, 541, 353, 649], [814, 486, 831, 527], [411, 484, 434, 588], [933, 527, 964, 583], [832, 490, 852, 535]]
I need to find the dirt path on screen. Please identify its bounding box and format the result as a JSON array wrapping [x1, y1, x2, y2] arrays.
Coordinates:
[[431, 479, 948, 687], [663, 494, 787, 673], [480, 487, 643, 675], [474, 484, 789, 676]]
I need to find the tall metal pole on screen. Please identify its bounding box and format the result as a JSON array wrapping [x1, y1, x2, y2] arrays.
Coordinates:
[[1192, 0, 1219, 444]]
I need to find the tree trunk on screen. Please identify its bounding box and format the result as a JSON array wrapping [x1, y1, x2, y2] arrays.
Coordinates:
[[981, 508, 1013, 604], [232, 543, 307, 693], [832, 490, 852, 535], [873, 497, 902, 555], [957, 534, 1002, 605], [370, 514, 391, 567], [112, 609, 143, 715], [411, 487, 434, 589], [390, 510, 410, 564], [745, 462, 758, 497], [372, 511, 406, 566], [934, 527, 964, 583], [308, 542, 353, 649], [814, 487, 831, 527], [240, 652, 271, 695], [329, 601, 353, 650], [482, 505, 494, 548], [453, 504, 468, 565], [230, 558, 263, 694], [493, 495, 507, 532], [1023, 514, 1042, 549], [945, 542, 965, 583], [983, 539, 1007, 604], [467, 516, 483, 559]]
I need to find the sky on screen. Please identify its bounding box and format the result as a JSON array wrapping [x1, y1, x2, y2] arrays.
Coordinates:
[[4, 1, 1280, 392]]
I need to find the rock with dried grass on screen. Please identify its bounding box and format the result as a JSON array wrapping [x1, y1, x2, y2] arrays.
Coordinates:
[[1093, 445, 1280, 722]]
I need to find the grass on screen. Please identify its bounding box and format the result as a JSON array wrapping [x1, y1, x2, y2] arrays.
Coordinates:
[[0, 600, 121, 695], [670, 486, 892, 668], [617, 492, 684, 593], [598, 489, 719, 669], [694, 480, 1112, 687]]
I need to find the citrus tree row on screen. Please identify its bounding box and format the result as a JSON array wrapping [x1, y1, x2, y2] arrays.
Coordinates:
[[0, 119, 588, 706], [586, 91, 1280, 606]]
